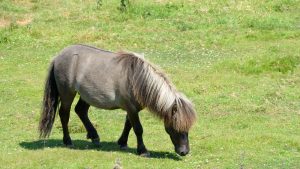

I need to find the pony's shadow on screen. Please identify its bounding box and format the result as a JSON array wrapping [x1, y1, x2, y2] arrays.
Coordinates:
[[19, 139, 181, 160]]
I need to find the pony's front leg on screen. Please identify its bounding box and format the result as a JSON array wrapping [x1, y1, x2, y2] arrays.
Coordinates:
[[127, 112, 150, 157], [118, 115, 132, 149]]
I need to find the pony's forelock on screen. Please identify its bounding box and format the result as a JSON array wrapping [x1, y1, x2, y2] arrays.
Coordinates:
[[164, 93, 196, 132]]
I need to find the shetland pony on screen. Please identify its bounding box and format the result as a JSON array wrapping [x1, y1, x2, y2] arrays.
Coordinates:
[[39, 44, 196, 156]]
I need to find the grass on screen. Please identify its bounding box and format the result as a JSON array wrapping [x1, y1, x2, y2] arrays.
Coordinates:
[[0, 0, 300, 168]]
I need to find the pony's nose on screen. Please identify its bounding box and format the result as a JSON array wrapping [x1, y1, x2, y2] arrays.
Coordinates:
[[177, 146, 189, 156], [179, 149, 189, 156]]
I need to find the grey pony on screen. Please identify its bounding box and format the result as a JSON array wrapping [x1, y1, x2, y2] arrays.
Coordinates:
[[39, 44, 196, 156]]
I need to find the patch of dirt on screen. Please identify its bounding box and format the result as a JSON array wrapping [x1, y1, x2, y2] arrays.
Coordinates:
[[0, 18, 10, 28], [12, 0, 34, 8], [0, 15, 32, 28], [16, 15, 33, 26], [154, 0, 171, 4]]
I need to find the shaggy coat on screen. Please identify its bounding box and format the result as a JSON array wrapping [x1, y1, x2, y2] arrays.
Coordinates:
[[39, 44, 196, 156]]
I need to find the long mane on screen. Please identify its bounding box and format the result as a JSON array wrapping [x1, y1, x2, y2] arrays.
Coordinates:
[[116, 52, 196, 132]]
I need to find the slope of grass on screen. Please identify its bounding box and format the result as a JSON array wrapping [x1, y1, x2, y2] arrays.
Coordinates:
[[0, 0, 299, 168]]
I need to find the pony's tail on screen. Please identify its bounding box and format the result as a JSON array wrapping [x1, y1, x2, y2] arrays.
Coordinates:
[[39, 62, 60, 138]]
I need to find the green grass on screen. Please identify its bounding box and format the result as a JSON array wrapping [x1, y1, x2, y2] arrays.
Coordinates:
[[0, 0, 300, 168]]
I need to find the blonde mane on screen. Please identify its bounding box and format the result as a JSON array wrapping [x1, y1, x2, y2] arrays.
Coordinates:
[[116, 52, 196, 132]]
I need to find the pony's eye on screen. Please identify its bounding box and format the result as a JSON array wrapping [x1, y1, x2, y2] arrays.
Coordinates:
[[172, 104, 178, 116]]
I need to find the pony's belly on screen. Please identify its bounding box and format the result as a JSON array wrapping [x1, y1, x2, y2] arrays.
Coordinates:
[[79, 92, 121, 110], [91, 100, 120, 110]]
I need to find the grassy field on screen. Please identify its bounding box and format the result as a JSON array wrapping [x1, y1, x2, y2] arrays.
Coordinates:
[[0, 0, 300, 168]]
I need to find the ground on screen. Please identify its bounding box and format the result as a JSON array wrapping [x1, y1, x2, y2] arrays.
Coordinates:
[[0, 0, 299, 168]]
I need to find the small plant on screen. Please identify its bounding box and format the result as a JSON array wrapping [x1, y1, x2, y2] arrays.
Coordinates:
[[96, 0, 102, 9], [119, 0, 130, 12], [113, 158, 122, 169], [95, 0, 129, 11]]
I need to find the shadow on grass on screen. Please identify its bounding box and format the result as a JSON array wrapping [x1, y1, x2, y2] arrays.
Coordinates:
[[19, 139, 181, 160]]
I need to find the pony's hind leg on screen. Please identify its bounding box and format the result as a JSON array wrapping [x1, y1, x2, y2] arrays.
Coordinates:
[[117, 115, 132, 149], [75, 97, 100, 145], [58, 90, 76, 146], [59, 102, 74, 146]]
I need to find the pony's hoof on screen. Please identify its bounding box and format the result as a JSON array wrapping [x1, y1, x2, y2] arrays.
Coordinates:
[[139, 152, 150, 158], [119, 144, 128, 150], [65, 144, 74, 148], [63, 137, 73, 147], [91, 138, 100, 146]]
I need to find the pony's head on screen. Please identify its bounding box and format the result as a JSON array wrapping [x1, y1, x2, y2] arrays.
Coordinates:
[[117, 52, 197, 155], [164, 93, 196, 156]]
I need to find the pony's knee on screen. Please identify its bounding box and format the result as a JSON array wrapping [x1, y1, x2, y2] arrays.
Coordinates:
[[133, 125, 143, 136], [75, 103, 86, 115], [75, 99, 89, 114], [74, 104, 82, 114], [59, 106, 70, 115]]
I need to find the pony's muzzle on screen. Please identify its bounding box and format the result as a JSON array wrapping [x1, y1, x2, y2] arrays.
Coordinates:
[[176, 145, 189, 156]]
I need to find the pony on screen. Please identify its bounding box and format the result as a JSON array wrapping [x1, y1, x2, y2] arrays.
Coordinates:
[[39, 44, 196, 156]]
